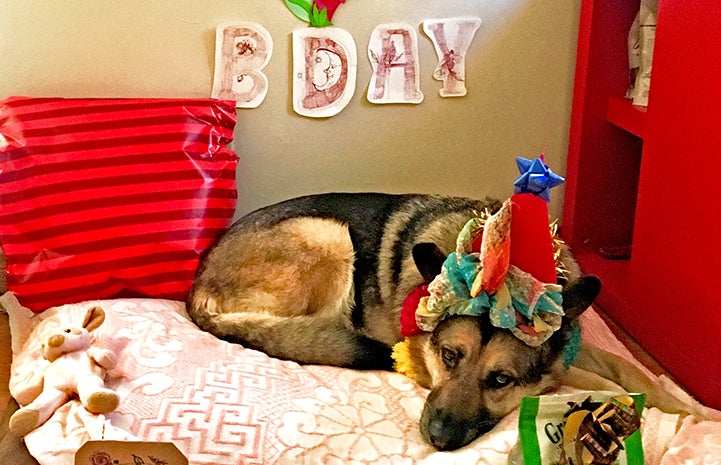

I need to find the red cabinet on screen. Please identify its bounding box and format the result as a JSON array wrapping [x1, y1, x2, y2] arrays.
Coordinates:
[[562, 0, 721, 408]]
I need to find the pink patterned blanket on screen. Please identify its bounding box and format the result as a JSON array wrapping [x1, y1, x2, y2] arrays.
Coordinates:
[[2, 294, 719, 465]]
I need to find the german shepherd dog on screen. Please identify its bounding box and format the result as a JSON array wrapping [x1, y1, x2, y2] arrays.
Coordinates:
[[188, 193, 696, 450]]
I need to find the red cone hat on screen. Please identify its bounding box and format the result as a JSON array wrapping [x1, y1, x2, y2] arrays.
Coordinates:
[[509, 156, 564, 283]]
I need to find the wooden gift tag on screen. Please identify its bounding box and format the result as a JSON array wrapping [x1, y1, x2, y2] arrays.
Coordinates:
[[75, 441, 188, 465]]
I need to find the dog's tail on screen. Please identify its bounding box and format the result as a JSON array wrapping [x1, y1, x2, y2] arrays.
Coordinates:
[[187, 290, 392, 370]]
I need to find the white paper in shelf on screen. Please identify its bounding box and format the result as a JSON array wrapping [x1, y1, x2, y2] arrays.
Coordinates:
[[629, 0, 658, 107]]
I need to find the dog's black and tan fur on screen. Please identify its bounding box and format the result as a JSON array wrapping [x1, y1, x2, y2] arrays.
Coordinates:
[[188, 193, 697, 450]]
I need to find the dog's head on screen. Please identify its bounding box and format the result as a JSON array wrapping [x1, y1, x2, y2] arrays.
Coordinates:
[[407, 243, 600, 450]]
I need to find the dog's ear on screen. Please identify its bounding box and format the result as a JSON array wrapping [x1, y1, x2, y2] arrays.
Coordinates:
[[562, 275, 601, 320], [412, 243, 447, 284]]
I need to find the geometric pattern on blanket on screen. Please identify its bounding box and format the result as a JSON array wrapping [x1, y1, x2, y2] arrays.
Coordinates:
[[4, 294, 720, 465]]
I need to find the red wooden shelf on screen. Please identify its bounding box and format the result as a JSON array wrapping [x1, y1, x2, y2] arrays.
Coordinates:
[[606, 96, 647, 138], [564, 0, 721, 408]]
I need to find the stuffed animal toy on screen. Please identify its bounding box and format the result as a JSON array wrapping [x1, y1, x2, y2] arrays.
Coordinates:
[[9, 306, 120, 437]]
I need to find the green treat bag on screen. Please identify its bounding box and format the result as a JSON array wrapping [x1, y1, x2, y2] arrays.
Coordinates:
[[518, 391, 645, 465]]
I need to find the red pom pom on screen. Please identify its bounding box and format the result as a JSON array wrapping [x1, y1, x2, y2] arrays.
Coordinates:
[[400, 285, 429, 337]]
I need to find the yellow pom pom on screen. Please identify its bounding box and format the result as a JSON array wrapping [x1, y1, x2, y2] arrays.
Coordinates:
[[391, 339, 417, 381]]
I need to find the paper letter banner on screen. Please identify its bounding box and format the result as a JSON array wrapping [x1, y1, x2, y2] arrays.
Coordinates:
[[212, 22, 273, 108], [423, 17, 481, 97], [367, 23, 424, 104], [292, 27, 357, 118]]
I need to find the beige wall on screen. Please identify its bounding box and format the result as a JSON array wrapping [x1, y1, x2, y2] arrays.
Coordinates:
[[0, 1, 580, 218]]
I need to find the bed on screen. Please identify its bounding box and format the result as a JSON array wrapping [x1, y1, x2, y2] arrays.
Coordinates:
[[1, 97, 720, 465]]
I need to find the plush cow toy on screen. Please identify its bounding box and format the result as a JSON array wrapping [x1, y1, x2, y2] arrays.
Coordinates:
[[9, 306, 120, 437]]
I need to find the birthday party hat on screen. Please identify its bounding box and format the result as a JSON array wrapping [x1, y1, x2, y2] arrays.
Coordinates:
[[398, 155, 565, 341]]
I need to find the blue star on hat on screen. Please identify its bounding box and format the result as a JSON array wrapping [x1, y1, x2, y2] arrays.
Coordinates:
[[513, 156, 565, 202]]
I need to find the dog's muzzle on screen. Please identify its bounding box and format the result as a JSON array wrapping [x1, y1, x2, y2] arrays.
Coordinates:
[[420, 404, 496, 450]]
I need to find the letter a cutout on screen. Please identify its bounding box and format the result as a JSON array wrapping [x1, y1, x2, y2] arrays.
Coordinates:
[[292, 27, 357, 118], [367, 23, 424, 104], [212, 22, 273, 108], [423, 17, 482, 97]]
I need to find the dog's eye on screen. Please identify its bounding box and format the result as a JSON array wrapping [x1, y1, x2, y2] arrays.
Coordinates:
[[64, 329, 72, 333], [441, 347, 462, 369], [486, 372, 514, 389]]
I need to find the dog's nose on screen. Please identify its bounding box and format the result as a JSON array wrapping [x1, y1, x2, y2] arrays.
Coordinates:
[[424, 412, 475, 451], [426, 417, 452, 450]]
